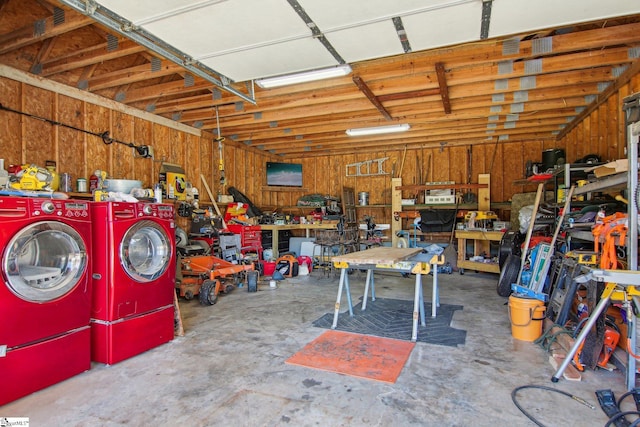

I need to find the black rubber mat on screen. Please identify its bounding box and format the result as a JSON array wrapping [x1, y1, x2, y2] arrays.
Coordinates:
[[312, 297, 466, 347]]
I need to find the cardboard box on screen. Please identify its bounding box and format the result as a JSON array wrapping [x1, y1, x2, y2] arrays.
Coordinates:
[[218, 194, 234, 203], [159, 163, 187, 200], [588, 159, 629, 178]]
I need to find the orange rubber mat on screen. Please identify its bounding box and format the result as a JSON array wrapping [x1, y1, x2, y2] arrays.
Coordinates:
[[285, 330, 415, 383]]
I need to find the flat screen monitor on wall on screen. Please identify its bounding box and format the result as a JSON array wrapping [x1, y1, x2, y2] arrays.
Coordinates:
[[266, 162, 303, 187]]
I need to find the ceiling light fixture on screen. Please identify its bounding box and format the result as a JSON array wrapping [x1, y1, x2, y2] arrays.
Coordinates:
[[346, 123, 411, 137], [255, 65, 352, 88]]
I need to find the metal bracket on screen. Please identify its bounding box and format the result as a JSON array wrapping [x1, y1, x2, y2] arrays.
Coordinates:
[[411, 262, 430, 275], [429, 254, 445, 265], [333, 261, 349, 269]]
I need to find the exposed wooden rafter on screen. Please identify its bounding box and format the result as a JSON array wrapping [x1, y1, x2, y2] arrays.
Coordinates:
[[0, 12, 92, 55], [435, 62, 451, 114], [352, 75, 393, 120], [556, 58, 640, 140], [0, 1, 639, 157]]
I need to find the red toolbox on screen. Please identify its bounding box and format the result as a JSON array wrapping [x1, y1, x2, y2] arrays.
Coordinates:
[[227, 224, 263, 259]]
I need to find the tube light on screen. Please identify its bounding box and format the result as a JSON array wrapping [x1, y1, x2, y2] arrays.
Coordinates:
[[255, 65, 352, 88], [346, 123, 411, 137]]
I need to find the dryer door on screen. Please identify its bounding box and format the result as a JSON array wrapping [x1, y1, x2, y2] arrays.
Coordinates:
[[120, 220, 172, 282], [3, 221, 88, 302]]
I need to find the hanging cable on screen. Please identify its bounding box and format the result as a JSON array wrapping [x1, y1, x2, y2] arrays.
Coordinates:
[[0, 102, 151, 157]]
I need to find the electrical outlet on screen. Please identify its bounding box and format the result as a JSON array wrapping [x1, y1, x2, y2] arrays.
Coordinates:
[[134, 145, 154, 159]]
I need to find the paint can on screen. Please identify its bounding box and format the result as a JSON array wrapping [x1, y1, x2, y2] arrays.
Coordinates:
[[358, 191, 369, 206], [76, 178, 87, 193], [60, 173, 73, 192]]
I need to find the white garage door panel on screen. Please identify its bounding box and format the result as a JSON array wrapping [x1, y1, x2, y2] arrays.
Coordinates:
[[299, 0, 476, 30], [96, 0, 207, 23], [142, 0, 309, 58], [325, 20, 403, 64], [202, 37, 339, 82], [404, 3, 482, 52], [490, 0, 640, 37]]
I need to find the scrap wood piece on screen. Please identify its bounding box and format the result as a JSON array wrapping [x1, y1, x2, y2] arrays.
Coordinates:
[[173, 291, 184, 337], [549, 354, 582, 381]]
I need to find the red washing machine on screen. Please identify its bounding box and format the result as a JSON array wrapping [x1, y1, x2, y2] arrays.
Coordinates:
[[0, 196, 92, 405], [90, 201, 175, 365]]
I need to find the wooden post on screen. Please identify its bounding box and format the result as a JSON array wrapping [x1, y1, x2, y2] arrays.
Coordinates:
[[477, 174, 491, 254], [478, 173, 490, 211], [391, 177, 402, 247]]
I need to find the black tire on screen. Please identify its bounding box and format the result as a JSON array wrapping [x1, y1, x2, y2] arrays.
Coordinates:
[[199, 279, 219, 305], [497, 254, 520, 297]]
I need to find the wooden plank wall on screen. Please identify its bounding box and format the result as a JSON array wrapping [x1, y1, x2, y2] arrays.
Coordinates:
[[1, 71, 638, 228], [559, 73, 640, 163]]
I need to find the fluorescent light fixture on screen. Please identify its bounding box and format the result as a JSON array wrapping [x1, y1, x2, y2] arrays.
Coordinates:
[[255, 65, 352, 88], [346, 123, 411, 137]]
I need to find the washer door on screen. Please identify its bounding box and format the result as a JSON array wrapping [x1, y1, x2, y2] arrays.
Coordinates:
[[120, 220, 171, 282], [3, 221, 88, 302]]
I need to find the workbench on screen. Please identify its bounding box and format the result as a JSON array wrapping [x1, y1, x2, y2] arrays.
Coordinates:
[[260, 223, 337, 257], [330, 246, 444, 342], [455, 229, 504, 274]]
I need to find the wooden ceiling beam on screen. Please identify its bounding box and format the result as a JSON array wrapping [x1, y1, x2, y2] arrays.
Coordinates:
[[260, 128, 559, 155], [87, 60, 184, 91], [435, 62, 451, 114], [234, 113, 574, 148], [352, 75, 393, 120], [557, 57, 640, 140], [116, 42, 634, 123], [76, 63, 98, 88], [193, 67, 614, 128], [352, 21, 640, 76], [223, 108, 580, 144], [29, 36, 55, 73], [41, 39, 145, 76], [0, 12, 93, 55], [377, 88, 441, 102]]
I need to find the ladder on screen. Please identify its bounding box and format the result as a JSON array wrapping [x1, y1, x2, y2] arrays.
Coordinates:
[[345, 157, 389, 176]]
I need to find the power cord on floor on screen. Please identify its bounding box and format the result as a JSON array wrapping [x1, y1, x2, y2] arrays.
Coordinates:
[[511, 384, 595, 427], [534, 323, 573, 352], [604, 411, 640, 427]]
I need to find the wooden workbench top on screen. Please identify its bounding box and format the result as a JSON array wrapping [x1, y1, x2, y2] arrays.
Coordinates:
[[332, 247, 422, 265], [260, 223, 337, 230]]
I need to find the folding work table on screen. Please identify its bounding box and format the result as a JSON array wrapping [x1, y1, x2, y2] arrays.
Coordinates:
[[330, 246, 444, 342]]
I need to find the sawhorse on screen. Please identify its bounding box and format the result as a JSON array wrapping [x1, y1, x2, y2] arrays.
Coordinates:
[[331, 254, 445, 342]]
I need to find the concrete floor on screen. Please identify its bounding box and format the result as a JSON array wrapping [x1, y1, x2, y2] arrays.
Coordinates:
[[1, 269, 634, 426]]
